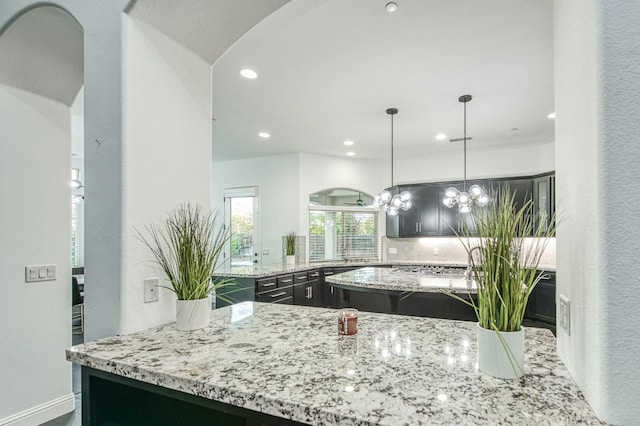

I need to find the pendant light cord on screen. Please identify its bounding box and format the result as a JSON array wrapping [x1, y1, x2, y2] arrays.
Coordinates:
[[463, 99, 467, 191], [391, 112, 394, 187]]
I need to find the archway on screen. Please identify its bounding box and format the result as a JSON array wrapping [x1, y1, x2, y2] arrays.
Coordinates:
[[0, 5, 83, 423]]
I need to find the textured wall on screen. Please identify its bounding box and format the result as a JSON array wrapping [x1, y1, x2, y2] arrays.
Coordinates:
[[555, 1, 640, 423]]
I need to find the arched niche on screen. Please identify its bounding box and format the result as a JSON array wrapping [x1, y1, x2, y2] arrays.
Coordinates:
[[309, 188, 375, 208], [0, 5, 83, 105]]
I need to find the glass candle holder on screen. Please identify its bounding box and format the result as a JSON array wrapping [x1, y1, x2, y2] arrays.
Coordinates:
[[338, 308, 358, 336]]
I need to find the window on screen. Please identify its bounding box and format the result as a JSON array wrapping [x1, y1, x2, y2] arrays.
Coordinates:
[[308, 188, 378, 262]]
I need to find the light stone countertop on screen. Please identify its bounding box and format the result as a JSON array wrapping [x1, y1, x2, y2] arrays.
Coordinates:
[[214, 260, 470, 278], [214, 261, 556, 279], [325, 267, 477, 294], [67, 302, 601, 425]]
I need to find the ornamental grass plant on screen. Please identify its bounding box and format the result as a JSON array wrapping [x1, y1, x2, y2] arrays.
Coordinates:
[[452, 186, 556, 332], [136, 204, 234, 301], [285, 231, 296, 256]]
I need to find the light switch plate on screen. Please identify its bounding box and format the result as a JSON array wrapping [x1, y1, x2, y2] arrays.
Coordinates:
[[25, 265, 56, 282], [559, 294, 570, 335], [144, 278, 160, 303], [389, 247, 398, 254], [433, 247, 439, 256]]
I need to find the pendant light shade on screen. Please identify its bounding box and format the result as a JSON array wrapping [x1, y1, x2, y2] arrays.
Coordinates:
[[442, 95, 489, 213], [374, 108, 412, 216]]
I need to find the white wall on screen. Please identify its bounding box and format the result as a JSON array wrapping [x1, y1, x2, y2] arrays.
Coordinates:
[[394, 142, 555, 184], [120, 17, 213, 334], [555, 1, 640, 424], [212, 153, 300, 265], [0, 85, 73, 423]]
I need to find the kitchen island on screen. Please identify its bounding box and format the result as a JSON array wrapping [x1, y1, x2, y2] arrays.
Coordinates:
[[66, 302, 601, 425]]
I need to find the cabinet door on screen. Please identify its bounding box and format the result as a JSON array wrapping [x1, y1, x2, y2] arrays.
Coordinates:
[[400, 185, 439, 237], [294, 283, 310, 306], [532, 175, 554, 233], [496, 179, 532, 212], [321, 268, 339, 308]]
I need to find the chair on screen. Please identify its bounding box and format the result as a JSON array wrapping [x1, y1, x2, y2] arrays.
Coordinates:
[[72, 277, 84, 334]]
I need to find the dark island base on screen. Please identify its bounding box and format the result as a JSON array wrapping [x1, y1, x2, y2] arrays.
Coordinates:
[[338, 289, 556, 335], [337, 288, 478, 321], [82, 367, 308, 426]]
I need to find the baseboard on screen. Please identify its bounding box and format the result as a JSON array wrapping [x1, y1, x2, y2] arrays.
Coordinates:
[[0, 393, 75, 426]]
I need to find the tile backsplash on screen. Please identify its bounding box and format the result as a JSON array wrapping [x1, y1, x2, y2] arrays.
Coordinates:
[[382, 237, 556, 268]]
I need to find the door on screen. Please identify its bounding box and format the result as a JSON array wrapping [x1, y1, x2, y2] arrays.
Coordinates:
[[223, 186, 261, 267]]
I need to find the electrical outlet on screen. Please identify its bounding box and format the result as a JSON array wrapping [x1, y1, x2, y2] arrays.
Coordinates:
[[389, 247, 398, 254], [262, 248, 269, 255], [144, 278, 160, 303], [433, 247, 439, 256], [559, 294, 570, 335]]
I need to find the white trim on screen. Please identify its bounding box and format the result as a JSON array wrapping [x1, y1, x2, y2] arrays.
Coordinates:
[[224, 186, 258, 198], [0, 393, 75, 426], [308, 205, 377, 213]]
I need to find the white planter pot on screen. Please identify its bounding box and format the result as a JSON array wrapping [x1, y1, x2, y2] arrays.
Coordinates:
[[176, 296, 211, 331], [286, 255, 296, 267], [476, 323, 525, 379]]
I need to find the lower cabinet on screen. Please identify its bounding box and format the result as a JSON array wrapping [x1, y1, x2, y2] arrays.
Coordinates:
[[525, 271, 556, 330], [293, 272, 321, 306], [321, 266, 359, 308], [256, 275, 294, 304]]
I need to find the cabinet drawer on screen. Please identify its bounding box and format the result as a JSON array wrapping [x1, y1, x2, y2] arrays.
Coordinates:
[[308, 270, 321, 280], [277, 275, 294, 287], [272, 296, 294, 305], [294, 272, 308, 283], [256, 285, 294, 303], [256, 277, 277, 293]]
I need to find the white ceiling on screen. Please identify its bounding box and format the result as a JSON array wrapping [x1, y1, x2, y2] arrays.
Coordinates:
[[129, 0, 292, 64], [211, 0, 555, 162]]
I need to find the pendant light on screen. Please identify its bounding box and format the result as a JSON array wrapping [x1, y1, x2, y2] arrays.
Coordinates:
[[374, 108, 412, 216], [442, 95, 489, 213]]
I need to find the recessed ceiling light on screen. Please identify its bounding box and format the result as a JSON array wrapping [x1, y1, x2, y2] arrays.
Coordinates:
[[240, 68, 258, 79], [258, 132, 270, 138], [346, 152, 355, 156], [385, 2, 398, 13], [435, 133, 447, 140], [548, 112, 556, 119], [344, 140, 354, 146]]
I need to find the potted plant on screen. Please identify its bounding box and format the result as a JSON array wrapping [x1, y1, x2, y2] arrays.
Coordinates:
[[136, 204, 234, 331], [285, 231, 296, 267], [449, 186, 556, 379]]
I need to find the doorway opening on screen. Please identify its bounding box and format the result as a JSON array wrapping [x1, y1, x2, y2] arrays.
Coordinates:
[[223, 186, 260, 267]]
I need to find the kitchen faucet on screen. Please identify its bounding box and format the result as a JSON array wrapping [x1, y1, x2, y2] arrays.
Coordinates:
[[464, 246, 482, 281]]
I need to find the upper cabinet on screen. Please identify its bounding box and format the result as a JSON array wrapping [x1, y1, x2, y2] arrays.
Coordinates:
[[386, 173, 554, 238]]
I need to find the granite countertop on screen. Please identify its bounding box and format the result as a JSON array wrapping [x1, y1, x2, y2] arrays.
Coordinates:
[[67, 302, 601, 425], [325, 267, 477, 294], [213, 260, 470, 278], [214, 261, 556, 279]]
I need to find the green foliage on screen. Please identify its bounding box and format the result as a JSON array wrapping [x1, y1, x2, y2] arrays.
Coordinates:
[[449, 186, 556, 332], [285, 231, 296, 255], [136, 204, 234, 300]]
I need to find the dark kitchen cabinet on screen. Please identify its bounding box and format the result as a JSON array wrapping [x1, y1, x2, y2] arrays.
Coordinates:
[[255, 274, 294, 304], [525, 271, 556, 327], [494, 178, 532, 212], [386, 184, 439, 237], [532, 173, 555, 233], [293, 271, 321, 307], [321, 266, 358, 308], [401, 185, 440, 237]]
